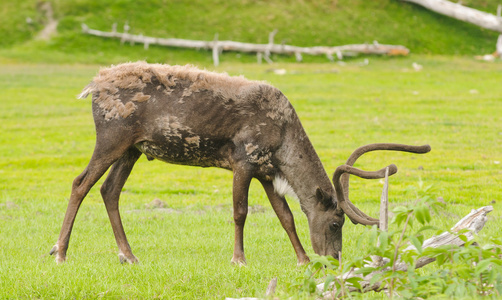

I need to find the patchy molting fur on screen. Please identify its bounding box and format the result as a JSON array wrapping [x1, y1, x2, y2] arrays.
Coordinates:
[[157, 115, 187, 139], [131, 92, 151, 102], [77, 62, 295, 177], [245, 143, 275, 177], [78, 62, 302, 181], [78, 61, 294, 123]]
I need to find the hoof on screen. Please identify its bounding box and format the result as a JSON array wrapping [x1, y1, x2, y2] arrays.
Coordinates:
[[49, 245, 66, 264], [119, 253, 139, 264], [297, 257, 310, 266], [230, 257, 247, 266]]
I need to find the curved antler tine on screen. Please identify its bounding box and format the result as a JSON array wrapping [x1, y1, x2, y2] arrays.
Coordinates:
[[334, 143, 430, 226], [341, 143, 430, 207], [345, 143, 431, 166], [336, 164, 398, 180], [333, 164, 397, 226], [341, 165, 398, 225]]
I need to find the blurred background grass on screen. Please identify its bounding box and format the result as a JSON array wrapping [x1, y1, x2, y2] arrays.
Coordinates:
[[1, 0, 502, 64]]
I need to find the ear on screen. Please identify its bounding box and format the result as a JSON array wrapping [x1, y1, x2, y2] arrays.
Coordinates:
[[316, 187, 335, 209]]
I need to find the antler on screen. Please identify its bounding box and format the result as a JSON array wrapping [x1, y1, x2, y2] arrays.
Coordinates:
[[334, 143, 431, 226]]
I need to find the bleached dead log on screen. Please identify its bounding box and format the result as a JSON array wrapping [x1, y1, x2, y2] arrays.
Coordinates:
[[81, 23, 409, 65], [403, 0, 502, 58], [319, 205, 494, 297], [401, 0, 502, 33]]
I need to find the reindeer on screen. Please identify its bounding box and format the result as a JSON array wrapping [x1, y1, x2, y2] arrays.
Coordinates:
[[50, 62, 430, 265]]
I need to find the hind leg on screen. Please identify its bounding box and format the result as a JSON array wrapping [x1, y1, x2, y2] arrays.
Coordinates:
[[99, 148, 142, 264], [50, 140, 132, 263]]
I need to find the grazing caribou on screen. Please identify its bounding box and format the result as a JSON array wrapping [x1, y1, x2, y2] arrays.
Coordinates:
[[50, 62, 430, 265]]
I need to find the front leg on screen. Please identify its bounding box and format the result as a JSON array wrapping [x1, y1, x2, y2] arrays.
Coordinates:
[[260, 179, 310, 265], [230, 165, 254, 265]]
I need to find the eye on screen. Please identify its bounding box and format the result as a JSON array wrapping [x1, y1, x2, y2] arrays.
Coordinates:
[[329, 222, 340, 232]]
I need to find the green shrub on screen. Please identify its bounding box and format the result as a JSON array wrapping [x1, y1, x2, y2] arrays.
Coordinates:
[[288, 190, 501, 299]]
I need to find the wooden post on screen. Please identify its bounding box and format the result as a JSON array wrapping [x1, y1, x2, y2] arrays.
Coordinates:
[[139, 34, 149, 50], [326, 52, 334, 62], [121, 22, 130, 45], [257, 52, 263, 64], [370, 167, 389, 267], [379, 167, 389, 232], [268, 29, 278, 45], [264, 29, 278, 64], [295, 52, 303, 62], [212, 34, 220, 67]]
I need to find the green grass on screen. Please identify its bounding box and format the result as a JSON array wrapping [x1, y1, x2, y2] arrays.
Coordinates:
[[0, 57, 501, 299]]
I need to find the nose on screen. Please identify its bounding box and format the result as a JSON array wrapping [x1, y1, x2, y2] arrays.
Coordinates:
[[329, 251, 339, 260]]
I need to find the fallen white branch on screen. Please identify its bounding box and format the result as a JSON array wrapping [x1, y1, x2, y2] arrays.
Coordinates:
[[81, 23, 410, 66], [401, 0, 502, 33]]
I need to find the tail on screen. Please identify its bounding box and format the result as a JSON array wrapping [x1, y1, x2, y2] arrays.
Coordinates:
[[77, 82, 96, 99]]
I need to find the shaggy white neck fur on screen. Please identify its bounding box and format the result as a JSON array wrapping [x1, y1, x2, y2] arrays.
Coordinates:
[[273, 175, 298, 200]]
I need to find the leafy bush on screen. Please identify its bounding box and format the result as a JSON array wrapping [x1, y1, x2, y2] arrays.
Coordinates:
[[288, 190, 501, 299]]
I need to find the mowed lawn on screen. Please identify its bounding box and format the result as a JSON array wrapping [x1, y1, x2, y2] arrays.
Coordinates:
[[0, 56, 501, 299]]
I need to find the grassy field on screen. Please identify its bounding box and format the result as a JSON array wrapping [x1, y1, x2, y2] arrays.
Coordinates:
[[0, 56, 501, 299]]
